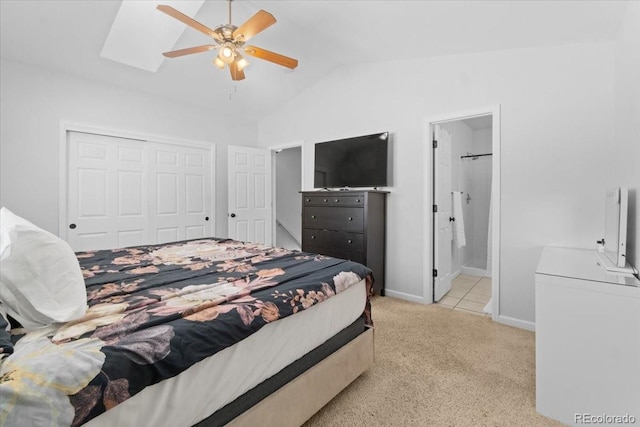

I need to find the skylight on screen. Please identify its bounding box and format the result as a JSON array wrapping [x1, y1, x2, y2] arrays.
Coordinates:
[[100, 0, 204, 72]]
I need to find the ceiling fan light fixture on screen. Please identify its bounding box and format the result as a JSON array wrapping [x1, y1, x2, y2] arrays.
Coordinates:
[[213, 56, 226, 70], [157, 4, 298, 81], [235, 54, 249, 71], [219, 42, 235, 64]]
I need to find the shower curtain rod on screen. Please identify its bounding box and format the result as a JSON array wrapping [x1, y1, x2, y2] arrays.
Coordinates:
[[461, 153, 492, 159]]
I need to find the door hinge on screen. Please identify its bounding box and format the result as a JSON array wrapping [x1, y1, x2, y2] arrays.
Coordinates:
[[433, 204, 438, 213], [433, 140, 438, 149], [433, 269, 438, 277]]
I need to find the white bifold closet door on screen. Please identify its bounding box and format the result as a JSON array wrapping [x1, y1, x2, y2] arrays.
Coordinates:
[[66, 131, 212, 252]]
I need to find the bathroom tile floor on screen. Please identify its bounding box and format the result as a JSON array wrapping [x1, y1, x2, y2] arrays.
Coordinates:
[[438, 274, 492, 317]]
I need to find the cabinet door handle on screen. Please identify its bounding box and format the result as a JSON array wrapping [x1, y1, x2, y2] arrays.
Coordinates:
[[311, 215, 316, 219], [306, 198, 311, 202], [356, 199, 360, 203], [347, 239, 353, 244], [323, 198, 328, 202], [348, 217, 353, 221], [335, 199, 339, 203], [311, 235, 316, 239]]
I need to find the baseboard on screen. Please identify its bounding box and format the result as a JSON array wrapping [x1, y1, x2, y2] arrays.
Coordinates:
[[383, 289, 427, 304], [384, 290, 535, 331], [496, 314, 535, 331]]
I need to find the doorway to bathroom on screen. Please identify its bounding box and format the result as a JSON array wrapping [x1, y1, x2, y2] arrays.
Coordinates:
[[425, 106, 500, 319]]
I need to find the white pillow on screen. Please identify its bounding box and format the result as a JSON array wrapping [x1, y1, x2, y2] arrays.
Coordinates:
[[0, 207, 87, 329]]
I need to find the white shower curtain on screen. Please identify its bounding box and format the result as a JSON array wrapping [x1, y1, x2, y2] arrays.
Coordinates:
[[486, 189, 492, 276], [483, 189, 493, 314]]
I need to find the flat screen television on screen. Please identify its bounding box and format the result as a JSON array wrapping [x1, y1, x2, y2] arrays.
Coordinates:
[[314, 132, 389, 189], [602, 186, 628, 268]]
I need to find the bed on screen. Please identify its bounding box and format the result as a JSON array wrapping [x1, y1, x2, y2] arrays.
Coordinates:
[[0, 227, 374, 426]]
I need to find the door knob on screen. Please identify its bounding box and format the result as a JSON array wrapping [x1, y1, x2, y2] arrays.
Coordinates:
[[230, 213, 236, 218], [449, 217, 455, 222], [69, 223, 77, 229], [205, 217, 209, 221]]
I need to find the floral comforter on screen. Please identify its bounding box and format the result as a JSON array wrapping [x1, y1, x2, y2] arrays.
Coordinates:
[[0, 238, 372, 426]]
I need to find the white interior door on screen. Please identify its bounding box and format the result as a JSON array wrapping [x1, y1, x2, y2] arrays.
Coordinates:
[[148, 142, 213, 244], [433, 125, 453, 301], [67, 132, 148, 251], [228, 145, 272, 245]]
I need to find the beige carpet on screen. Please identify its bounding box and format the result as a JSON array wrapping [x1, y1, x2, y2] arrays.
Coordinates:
[[304, 296, 564, 427]]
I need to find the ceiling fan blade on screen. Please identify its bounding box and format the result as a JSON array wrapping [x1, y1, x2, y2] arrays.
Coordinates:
[[157, 5, 223, 43], [232, 10, 276, 42], [229, 60, 246, 81], [244, 45, 298, 69], [163, 45, 218, 58]]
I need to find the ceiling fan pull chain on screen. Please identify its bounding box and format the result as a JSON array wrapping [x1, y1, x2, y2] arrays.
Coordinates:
[[228, 0, 232, 26]]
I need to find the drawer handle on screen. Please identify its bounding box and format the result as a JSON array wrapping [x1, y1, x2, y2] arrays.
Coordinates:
[[306, 198, 311, 202], [323, 198, 328, 202], [347, 239, 353, 244], [335, 199, 339, 203], [311, 235, 316, 239], [311, 215, 316, 219], [356, 199, 360, 203], [348, 217, 353, 221]]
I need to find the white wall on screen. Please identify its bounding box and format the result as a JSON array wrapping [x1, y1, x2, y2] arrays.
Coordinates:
[[613, 1, 640, 271], [0, 59, 257, 238], [275, 146, 302, 245], [257, 42, 615, 325]]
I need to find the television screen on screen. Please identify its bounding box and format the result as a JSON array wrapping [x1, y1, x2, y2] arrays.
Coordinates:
[[314, 132, 389, 188], [603, 187, 628, 268]]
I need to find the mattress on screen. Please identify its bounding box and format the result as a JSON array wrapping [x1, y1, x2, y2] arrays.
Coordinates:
[[85, 279, 366, 427], [1, 238, 373, 426]]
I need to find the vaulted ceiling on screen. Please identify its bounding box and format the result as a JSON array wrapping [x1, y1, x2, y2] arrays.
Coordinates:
[[0, 0, 629, 121]]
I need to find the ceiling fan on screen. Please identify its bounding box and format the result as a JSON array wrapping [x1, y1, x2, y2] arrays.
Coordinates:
[[157, 1, 298, 81]]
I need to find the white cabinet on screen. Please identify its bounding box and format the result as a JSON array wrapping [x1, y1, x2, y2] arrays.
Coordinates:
[[535, 247, 640, 426]]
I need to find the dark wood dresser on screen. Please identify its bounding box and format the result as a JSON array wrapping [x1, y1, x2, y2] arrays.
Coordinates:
[[301, 190, 387, 295]]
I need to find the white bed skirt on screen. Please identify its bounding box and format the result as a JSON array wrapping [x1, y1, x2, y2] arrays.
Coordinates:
[[86, 280, 366, 427]]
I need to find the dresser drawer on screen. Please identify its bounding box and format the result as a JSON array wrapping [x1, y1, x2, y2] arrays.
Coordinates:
[[303, 245, 366, 265], [302, 194, 365, 207], [303, 195, 332, 206], [303, 207, 364, 232], [303, 229, 364, 252], [329, 196, 364, 207]]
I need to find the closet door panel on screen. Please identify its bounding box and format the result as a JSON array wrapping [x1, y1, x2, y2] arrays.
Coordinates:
[[67, 132, 147, 251], [148, 142, 212, 243]]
